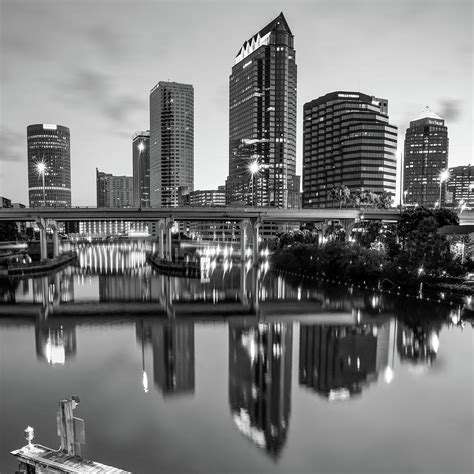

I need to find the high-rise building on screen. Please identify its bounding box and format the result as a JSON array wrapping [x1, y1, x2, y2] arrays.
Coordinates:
[[226, 12, 299, 208], [150, 82, 194, 207], [27, 124, 71, 207], [132, 131, 150, 208], [403, 107, 449, 207], [96, 169, 133, 208], [446, 164, 473, 208], [302, 92, 398, 208], [187, 188, 226, 206]]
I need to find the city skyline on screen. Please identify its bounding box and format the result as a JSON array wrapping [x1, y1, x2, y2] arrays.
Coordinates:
[[1, 1, 472, 206]]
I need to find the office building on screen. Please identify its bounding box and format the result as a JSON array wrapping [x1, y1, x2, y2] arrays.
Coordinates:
[[446, 164, 473, 208], [132, 131, 150, 208], [226, 12, 299, 208], [150, 82, 194, 207], [187, 187, 226, 206], [27, 123, 71, 207], [303, 92, 398, 208], [96, 169, 133, 208], [403, 107, 449, 207]]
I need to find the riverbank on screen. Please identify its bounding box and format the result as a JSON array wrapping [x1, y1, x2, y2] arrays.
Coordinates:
[[270, 242, 474, 299]]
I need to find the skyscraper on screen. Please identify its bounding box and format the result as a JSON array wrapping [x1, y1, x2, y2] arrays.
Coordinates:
[[96, 169, 133, 208], [302, 92, 398, 208], [226, 12, 299, 208], [446, 164, 473, 208], [132, 131, 150, 208], [150, 82, 194, 207], [403, 107, 449, 207], [27, 123, 71, 207]]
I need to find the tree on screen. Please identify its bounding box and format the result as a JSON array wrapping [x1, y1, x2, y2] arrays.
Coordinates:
[[328, 185, 350, 209], [0, 221, 18, 242]]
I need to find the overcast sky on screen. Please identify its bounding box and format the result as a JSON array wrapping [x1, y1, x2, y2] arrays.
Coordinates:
[[0, 0, 472, 206]]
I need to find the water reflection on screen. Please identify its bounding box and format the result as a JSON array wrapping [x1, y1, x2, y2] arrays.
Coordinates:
[[299, 321, 395, 401], [229, 322, 292, 458], [136, 320, 195, 396], [35, 320, 77, 365]]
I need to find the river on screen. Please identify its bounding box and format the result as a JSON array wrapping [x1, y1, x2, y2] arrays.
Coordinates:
[[0, 242, 472, 473]]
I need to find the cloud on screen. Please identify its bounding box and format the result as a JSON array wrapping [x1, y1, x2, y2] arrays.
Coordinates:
[[87, 25, 127, 58], [439, 99, 462, 122], [58, 69, 146, 125], [0, 127, 25, 162]]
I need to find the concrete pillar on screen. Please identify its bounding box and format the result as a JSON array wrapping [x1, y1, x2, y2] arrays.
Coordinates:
[[166, 220, 174, 261], [36, 218, 48, 260], [250, 265, 259, 314], [158, 220, 165, 259], [252, 220, 261, 266], [50, 220, 60, 257], [240, 219, 249, 263]]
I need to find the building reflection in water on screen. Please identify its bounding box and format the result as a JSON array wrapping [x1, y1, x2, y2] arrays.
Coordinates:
[[397, 323, 439, 369], [136, 320, 195, 396], [229, 322, 292, 458], [299, 320, 396, 401], [35, 320, 77, 366]]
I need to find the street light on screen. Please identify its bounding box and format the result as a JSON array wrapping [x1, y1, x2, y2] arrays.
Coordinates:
[[36, 161, 47, 207], [438, 169, 450, 207], [248, 160, 260, 207]]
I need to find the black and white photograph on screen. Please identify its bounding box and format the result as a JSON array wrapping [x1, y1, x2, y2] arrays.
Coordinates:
[[0, 0, 473, 473]]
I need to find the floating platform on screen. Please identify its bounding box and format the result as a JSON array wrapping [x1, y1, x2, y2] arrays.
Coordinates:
[[11, 444, 130, 473], [148, 254, 200, 278], [7, 251, 77, 277]]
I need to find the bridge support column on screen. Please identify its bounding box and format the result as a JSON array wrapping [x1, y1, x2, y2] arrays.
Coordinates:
[[240, 219, 250, 263], [251, 219, 261, 266], [36, 217, 48, 261], [50, 220, 60, 257], [166, 220, 174, 261], [157, 220, 165, 259]]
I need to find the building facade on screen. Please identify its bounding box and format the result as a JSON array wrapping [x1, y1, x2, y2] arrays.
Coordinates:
[[302, 92, 398, 208], [150, 82, 194, 207], [226, 12, 299, 208], [403, 107, 449, 207], [132, 131, 150, 208], [446, 164, 473, 208], [187, 188, 226, 207], [27, 124, 71, 207], [96, 169, 133, 208]]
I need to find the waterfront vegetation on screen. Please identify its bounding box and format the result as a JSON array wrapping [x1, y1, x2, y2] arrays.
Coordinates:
[[269, 207, 473, 295]]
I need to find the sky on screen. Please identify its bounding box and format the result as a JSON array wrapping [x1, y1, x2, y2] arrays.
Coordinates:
[[0, 0, 472, 206]]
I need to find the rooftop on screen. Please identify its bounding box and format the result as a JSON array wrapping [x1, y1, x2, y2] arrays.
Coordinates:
[[412, 106, 444, 122]]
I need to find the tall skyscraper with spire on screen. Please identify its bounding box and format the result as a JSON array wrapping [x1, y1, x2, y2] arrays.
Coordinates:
[[150, 82, 194, 207], [226, 12, 299, 208], [403, 106, 449, 207]]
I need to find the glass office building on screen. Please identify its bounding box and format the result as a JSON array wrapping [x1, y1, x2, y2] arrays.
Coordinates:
[[403, 107, 449, 207], [150, 82, 194, 207], [303, 92, 398, 208], [132, 131, 150, 208], [27, 123, 71, 207], [226, 12, 299, 208]]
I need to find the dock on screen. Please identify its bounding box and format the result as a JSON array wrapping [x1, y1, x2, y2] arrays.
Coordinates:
[[148, 254, 200, 277], [7, 251, 77, 277], [11, 396, 130, 473], [11, 444, 130, 473]]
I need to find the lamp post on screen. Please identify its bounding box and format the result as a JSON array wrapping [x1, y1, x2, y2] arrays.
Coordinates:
[[438, 169, 450, 208], [249, 160, 260, 207], [36, 161, 47, 207]]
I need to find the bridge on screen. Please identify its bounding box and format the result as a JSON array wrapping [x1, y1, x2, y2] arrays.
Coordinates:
[[1, 207, 471, 262], [0, 206, 400, 222]]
